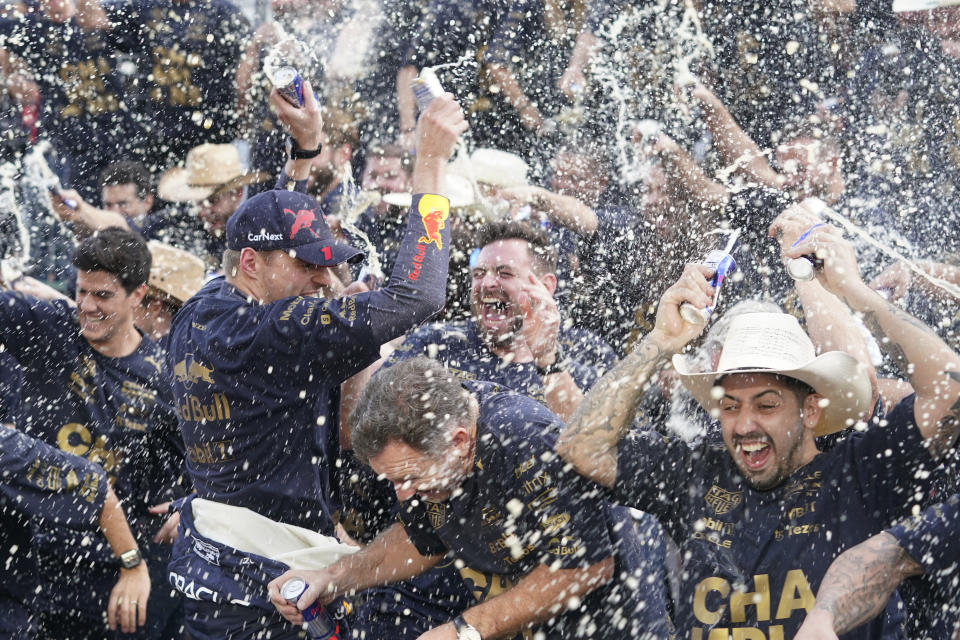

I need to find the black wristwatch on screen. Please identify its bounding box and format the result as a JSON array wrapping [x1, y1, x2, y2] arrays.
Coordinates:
[[536, 344, 567, 377], [453, 615, 482, 640], [119, 548, 143, 570], [288, 136, 322, 160]]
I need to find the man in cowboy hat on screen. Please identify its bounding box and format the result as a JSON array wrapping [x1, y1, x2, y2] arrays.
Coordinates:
[[133, 241, 206, 340], [555, 210, 960, 640], [152, 143, 272, 266], [51, 144, 272, 269]]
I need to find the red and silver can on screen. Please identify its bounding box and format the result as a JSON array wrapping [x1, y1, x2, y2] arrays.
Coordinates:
[[410, 67, 445, 112], [272, 66, 305, 108], [281, 577, 339, 639]]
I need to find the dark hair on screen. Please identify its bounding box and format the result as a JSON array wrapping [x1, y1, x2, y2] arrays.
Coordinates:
[[351, 358, 473, 464], [98, 160, 153, 199], [474, 221, 559, 275], [72, 227, 151, 293], [773, 374, 816, 405], [366, 143, 413, 173]]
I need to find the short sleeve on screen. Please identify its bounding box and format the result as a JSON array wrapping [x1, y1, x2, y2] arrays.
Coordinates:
[[613, 426, 699, 524], [887, 493, 960, 576], [844, 394, 938, 524]]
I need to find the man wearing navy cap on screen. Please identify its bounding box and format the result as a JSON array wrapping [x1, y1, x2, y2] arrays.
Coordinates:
[[164, 83, 468, 639]]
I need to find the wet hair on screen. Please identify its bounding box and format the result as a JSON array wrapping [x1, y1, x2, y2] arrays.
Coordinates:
[[351, 358, 473, 465], [773, 374, 816, 405], [72, 227, 151, 294], [98, 160, 153, 199], [367, 143, 413, 174], [475, 221, 559, 276]]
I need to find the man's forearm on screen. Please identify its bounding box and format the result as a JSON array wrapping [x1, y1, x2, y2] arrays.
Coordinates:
[[464, 557, 613, 639], [537, 190, 598, 236], [99, 487, 140, 557], [397, 65, 418, 134], [796, 279, 878, 406], [543, 371, 585, 422], [332, 523, 442, 596], [556, 333, 675, 487], [812, 532, 922, 635]]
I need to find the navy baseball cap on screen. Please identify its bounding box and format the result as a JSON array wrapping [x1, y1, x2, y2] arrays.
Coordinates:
[[226, 190, 364, 267]]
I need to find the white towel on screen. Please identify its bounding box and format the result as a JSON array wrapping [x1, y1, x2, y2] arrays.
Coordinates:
[[191, 498, 359, 570]]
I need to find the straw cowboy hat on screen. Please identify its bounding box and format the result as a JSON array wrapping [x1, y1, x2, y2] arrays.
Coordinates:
[[673, 312, 873, 436], [449, 148, 530, 188], [146, 241, 206, 305], [383, 174, 477, 209], [157, 144, 271, 203], [892, 0, 960, 10]]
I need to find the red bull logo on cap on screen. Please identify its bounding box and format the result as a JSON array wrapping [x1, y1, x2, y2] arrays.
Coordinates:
[[285, 208, 321, 239], [416, 194, 449, 250]]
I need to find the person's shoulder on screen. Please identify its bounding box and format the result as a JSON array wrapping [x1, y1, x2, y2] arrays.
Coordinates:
[[476, 384, 559, 442], [559, 326, 616, 360]]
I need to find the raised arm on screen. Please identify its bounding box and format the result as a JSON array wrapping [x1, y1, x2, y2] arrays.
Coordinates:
[[555, 263, 714, 487], [770, 204, 879, 406], [691, 82, 784, 188], [796, 532, 921, 640], [267, 522, 443, 625], [780, 223, 960, 458]]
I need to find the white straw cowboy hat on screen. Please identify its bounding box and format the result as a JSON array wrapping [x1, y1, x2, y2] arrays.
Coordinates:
[[673, 312, 873, 436], [146, 241, 206, 305], [157, 144, 271, 202], [449, 148, 530, 188], [892, 0, 960, 11], [383, 174, 477, 209]]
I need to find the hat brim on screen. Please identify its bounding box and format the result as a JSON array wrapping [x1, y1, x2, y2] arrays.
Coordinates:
[[288, 240, 365, 267], [158, 169, 272, 203], [892, 0, 960, 11], [672, 351, 873, 436]]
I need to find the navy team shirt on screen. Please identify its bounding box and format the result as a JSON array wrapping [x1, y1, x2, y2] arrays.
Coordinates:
[[398, 382, 650, 640], [0, 12, 142, 198], [0, 294, 185, 544], [166, 193, 451, 534], [0, 428, 108, 638], [612, 395, 937, 640], [386, 318, 616, 403], [887, 493, 960, 638], [106, 0, 249, 165]]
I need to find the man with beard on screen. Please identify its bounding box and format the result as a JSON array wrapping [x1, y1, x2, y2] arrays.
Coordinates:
[[330, 221, 670, 639], [271, 357, 667, 640], [388, 220, 614, 421], [555, 216, 960, 639]]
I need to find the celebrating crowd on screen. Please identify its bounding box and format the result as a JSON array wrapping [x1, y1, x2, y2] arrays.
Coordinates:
[[0, 0, 958, 639]]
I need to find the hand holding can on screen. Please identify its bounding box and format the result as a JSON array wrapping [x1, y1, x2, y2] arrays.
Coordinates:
[[679, 249, 737, 324], [281, 578, 342, 640]]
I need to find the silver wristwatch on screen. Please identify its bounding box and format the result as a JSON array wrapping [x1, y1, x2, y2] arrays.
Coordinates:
[[453, 615, 482, 640]]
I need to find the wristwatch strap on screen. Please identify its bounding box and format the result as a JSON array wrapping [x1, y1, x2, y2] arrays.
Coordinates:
[[288, 136, 322, 160]]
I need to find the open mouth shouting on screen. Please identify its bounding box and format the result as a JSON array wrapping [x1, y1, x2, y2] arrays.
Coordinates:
[[735, 434, 772, 472]]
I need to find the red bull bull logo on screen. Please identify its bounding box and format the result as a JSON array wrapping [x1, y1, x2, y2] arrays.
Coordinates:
[[284, 208, 321, 239], [173, 355, 215, 388], [416, 194, 449, 249]]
